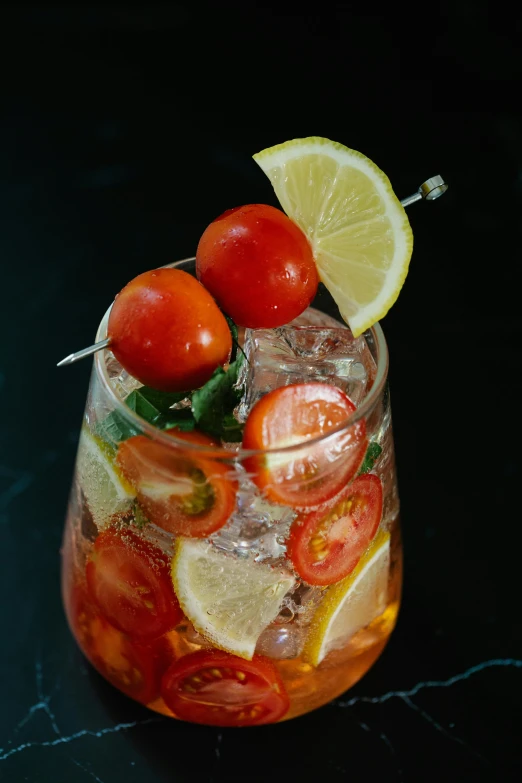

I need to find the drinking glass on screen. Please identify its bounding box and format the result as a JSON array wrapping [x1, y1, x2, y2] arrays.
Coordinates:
[[61, 258, 401, 725]]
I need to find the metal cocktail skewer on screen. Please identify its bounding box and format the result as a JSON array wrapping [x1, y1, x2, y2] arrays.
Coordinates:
[[57, 337, 112, 366], [57, 175, 448, 368], [399, 175, 448, 207]]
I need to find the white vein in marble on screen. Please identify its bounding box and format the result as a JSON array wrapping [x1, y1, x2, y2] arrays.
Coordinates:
[[1, 658, 520, 765]]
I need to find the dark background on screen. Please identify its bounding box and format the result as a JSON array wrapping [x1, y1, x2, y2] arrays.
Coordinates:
[[1, 4, 521, 782]]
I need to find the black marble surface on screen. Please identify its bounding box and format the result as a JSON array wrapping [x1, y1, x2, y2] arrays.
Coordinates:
[[1, 5, 521, 782]]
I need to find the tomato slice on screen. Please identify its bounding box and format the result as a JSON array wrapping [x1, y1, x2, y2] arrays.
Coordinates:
[[242, 383, 367, 508], [287, 473, 383, 585], [69, 586, 170, 705], [116, 429, 237, 537], [160, 650, 289, 726], [86, 529, 183, 640]]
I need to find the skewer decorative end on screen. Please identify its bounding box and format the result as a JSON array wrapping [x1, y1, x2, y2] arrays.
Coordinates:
[[401, 175, 448, 208], [420, 175, 448, 201]]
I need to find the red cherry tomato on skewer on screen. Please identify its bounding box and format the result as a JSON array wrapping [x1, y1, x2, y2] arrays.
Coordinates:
[[107, 268, 232, 392], [196, 204, 319, 328]]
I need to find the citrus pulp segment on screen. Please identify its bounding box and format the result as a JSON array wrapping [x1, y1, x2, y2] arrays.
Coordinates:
[[76, 427, 135, 529], [171, 538, 295, 660]]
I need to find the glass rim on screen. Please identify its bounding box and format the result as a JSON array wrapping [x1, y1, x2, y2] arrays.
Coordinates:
[[94, 257, 389, 458]]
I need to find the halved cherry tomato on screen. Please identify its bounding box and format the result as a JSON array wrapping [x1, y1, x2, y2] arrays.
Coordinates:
[[287, 473, 383, 585], [160, 650, 289, 726], [86, 529, 183, 640], [242, 383, 367, 508], [68, 586, 171, 705], [196, 204, 319, 328], [116, 429, 237, 537], [107, 268, 232, 392]]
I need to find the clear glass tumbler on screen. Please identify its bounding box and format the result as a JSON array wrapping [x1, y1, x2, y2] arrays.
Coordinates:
[[61, 258, 402, 726]]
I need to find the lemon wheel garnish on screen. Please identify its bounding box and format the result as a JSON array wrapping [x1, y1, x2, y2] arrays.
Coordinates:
[[253, 137, 413, 336], [303, 529, 391, 666], [171, 538, 295, 660], [76, 427, 135, 528]]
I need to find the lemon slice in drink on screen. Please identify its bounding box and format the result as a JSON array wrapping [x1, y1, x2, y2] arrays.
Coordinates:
[[303, 530, 390, 666], [172, 538, 295, 660], [253, 137, 413, 336], [76, 427, 135, 528]]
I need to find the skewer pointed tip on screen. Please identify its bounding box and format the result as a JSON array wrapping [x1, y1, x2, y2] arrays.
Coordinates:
[[56, 337, 111, 368], [56, 354, 75, 367]]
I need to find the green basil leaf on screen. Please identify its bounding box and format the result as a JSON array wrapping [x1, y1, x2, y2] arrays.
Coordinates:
[[125, 389, 163, 423], [95, 410, 140, 448], [221, 412, 243, 442], [97, 344, 243, 448], [157, 409, 196, 432], [358, 442, 383, 474], [132, 501, 150, 530], [224, 314, 239, 362], [191, 354, 244, 440], [136, 386, 191, 413]]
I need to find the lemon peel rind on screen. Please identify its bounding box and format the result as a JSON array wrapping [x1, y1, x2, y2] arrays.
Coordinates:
[[302, 529, 391, 667]]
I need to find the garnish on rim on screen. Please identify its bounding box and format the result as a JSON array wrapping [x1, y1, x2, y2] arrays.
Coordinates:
[[253, 137, 414, 336]]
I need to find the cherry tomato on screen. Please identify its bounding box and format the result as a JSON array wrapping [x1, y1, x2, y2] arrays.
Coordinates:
[[196, 204, 319, 328], [107, 268, 232, 392], [287, 474, 383, 585], [69, 586, 170, 705], [116, 429, 237, 537], [68, 585, 101, 653], [160, 650, 289, 726], [242, 383, 367, 508], [86, 529, 183, 640]]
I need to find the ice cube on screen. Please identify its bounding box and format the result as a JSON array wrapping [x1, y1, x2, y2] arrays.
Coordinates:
[[290, 583, 325, 625], [211, 498, 294, 561], [105, 355, 143, 398], [210, 467, 295, 560], [253, 529, 288, 564], [236, 307, 376, 420], [290, 307, 347, 329], [140, 520, 176, 557], [254, 579, 325, 660], [255, 624, 304, 659], [184, 623, 215, 649]]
